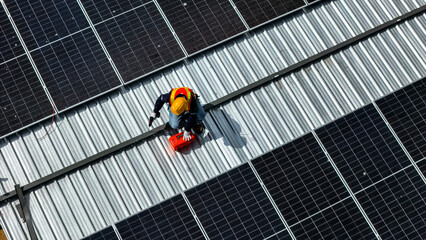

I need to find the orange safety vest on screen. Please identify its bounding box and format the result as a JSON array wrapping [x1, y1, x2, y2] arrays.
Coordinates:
[[169, 87, 195, 111]]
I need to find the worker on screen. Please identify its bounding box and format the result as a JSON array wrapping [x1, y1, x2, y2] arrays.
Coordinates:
[[149, 87, 205, 141]]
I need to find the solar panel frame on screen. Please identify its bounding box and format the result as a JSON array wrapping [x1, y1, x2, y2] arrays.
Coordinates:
[[80, 226, 119, 240], [252, 133, 350, 226], [94, 2, 185, 83], [355, 166, 426, 239], [157, 0, 247, 55], [315, 104, 412, 193], [376, 78, 426, 161], [5, 0, 89, 50], [31, 28, 121, 110], [232, 0, 306, 28], [185, 163, 285, 240]]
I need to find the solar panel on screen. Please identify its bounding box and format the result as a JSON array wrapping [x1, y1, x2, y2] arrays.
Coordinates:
[[316, 104, 411, 193], [5, 0, 89, 50], [31, 29, 121, 110], [356, 166, 426, 239], [232, 0, 306, 28], [0, 56, 52, 136], [95, 2, 185, 83], [185, 163, 285, 240], [115, 194, 204, 240], [252, 133, 349, 226], [80, 0, 150, 25], [81, 226, 119, 240], [0, 6, 24, 63], [376, 79, 426, 161], [157, 0, 246, 55], [291, 198, 376, 239]]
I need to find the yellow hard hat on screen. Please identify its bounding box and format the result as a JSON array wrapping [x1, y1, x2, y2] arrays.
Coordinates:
[[171, 97, 187, 115]]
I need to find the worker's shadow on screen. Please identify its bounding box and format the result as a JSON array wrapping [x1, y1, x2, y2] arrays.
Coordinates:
[[182, 109, 246, 154]]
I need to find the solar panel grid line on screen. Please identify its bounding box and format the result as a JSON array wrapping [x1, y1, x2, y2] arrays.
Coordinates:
[[180, 192, 210, 240], [311, 130, 381, 239], [76, 0, 125, 85], [245, 161, 297, 240], [152, 0, 189, 57], [0, 1, 58, 113], [371, 102, 426, 184]]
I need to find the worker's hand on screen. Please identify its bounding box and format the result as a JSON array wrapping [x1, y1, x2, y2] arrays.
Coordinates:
[[148, 112, 160, 127], [183, 131, 191, 141]]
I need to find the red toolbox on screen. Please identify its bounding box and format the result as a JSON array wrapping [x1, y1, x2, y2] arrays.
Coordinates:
[[169, 132, 196, 151]]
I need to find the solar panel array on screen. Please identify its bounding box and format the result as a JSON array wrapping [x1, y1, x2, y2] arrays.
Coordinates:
[[0, 0, 317, 138], [82, 78, 425, 240]]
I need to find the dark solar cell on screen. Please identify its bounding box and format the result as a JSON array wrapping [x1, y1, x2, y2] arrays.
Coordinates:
[[0, 7, 24, 63], [81, 226, 119, 240], [96, 2, 184, 83], [291, 198, 376, 239], [31, 29, 120, 110], [115, 194, 204, 240], [233, 0, 305, 28], [0, 56, 52, 137], [376, 79, 426, 161], [316, 104, 411, 193], [307, 0, 320, 3], [186, 163, 285, 240], [5, 0, 89, 50], [252, 133, 349, 226], [157, 0, 246, 55], [356, 167, 426, 239], [81, 0, 150, 24]]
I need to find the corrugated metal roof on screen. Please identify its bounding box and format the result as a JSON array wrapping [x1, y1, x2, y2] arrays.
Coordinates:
[[1, 0, 425, 239]]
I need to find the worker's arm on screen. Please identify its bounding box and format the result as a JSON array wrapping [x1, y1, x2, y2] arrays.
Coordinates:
[[184, 93, 198, 131], [153, 92, 171, 113], [149, 91, 171, 127]]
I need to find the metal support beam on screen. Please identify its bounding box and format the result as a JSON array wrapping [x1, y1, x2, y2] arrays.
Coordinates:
[[14, 185, 38, 240]]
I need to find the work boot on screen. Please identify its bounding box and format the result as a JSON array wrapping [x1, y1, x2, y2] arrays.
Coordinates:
[[193, 122, 205, 135]]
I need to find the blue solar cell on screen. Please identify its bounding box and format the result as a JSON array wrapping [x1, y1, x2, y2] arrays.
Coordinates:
[[291, 198, 375, 239], [95, 2, 184, 82], [186, 163, 285, 240], [0, 6, 25, 63], [252, 133, 349, 226], [316, 104, 411, 193], [5, 0, 89, 50], [356, 166, 426, 239], [31, 29, 120, 110], [376, 78, 426, 161], [115, 194, 204, 240], [157, 0, 246, 55], [0, 56, 52, 136]]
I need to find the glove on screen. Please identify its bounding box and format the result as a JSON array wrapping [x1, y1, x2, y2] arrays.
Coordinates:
[[183, 131, 192, 141], [148, 112, 160, 127]]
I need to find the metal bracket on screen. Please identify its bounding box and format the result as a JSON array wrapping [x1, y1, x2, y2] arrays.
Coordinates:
[[14, 185, 38, 240]]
